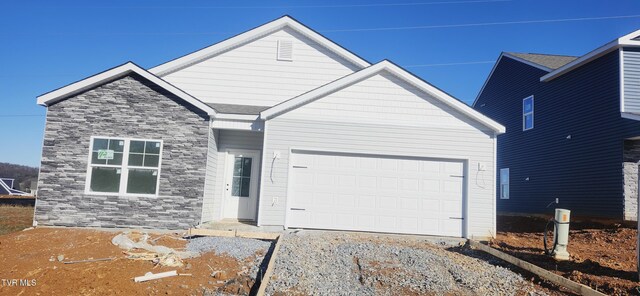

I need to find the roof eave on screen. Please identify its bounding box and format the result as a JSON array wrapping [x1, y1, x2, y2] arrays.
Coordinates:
[[540, 40, 621, 82], [540, 29, 640, 82]]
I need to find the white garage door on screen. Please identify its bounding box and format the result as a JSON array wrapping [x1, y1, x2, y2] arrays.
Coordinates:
[[287, 151, 465, 237]]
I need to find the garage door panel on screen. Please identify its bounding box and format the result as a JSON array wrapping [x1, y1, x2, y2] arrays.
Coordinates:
[[357, 196, 376, 208], [378, 158, 398, 171], [337, 194, 357, 207], [400, 197, 419, 209], [288, 151, 465, 237]]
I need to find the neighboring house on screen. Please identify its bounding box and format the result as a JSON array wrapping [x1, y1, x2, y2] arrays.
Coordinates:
[[474, 30, 640, 221], [0, 178, 29, 196], [35, 16, 504, 239]]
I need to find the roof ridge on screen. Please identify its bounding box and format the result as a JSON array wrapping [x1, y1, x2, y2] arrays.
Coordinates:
[[507, 52, 579, 58]]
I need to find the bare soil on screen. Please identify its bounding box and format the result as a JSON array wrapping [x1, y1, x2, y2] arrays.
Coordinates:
[[0, 227, 265, 295], [0, 206, 34, 235], [492, 215, 639, 295]]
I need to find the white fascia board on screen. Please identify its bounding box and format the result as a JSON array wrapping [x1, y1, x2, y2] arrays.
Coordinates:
[[540, 40, 620, 82], [261, 60, 506, 134], [149, 16, 370, 76], [215, 113, 260, 121], [540, 29, 640, 82], [36, 62, 217, 117]]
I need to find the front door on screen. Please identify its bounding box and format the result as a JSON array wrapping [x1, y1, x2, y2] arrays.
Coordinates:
[[223, 149, 260, 221]]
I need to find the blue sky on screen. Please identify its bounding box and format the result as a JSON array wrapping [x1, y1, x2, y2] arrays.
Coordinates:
[[1, 0, 639, 167]]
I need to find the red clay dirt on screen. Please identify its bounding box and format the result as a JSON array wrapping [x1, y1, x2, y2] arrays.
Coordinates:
[[492, 215, 639, 296], [0, 227, 264, 295]]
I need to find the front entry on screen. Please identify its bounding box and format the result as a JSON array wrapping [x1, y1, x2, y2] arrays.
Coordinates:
[[223, 149, 260, 221]]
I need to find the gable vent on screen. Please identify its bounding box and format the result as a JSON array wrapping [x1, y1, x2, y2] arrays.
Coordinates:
[[277, 40, 293, 61]]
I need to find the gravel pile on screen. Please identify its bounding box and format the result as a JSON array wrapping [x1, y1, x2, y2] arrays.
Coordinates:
[[187, 236, 272, 260], [266, 231, 549, 296]]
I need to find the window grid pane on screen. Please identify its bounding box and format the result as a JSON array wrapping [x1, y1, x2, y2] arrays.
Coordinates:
[[90, 167, 121, 193], [126, 168, 158, 194]]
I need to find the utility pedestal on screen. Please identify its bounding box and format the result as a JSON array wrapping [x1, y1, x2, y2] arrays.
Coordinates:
[[553, 208, 571, 261]]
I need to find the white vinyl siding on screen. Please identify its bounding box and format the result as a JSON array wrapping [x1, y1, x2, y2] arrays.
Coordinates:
[[210, 130, 264, 221], [162, 27, 361, 106], [622, 49, 640, 113], [201, 129, 219, 222], [259, 72, 497, 238], [500, 168, 509, 199]]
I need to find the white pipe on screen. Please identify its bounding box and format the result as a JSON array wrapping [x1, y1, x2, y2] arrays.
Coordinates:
[[134, 270, 177, 283]]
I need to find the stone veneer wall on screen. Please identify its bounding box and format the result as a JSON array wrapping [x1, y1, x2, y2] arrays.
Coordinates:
[[623, 140, 640, 221], [35, 74, 210, 229]]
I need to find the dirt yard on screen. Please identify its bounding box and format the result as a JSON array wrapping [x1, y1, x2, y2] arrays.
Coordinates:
[[0, 205, 34, 235], [0, 227, 272, 295], [492, 215, 639, 295]]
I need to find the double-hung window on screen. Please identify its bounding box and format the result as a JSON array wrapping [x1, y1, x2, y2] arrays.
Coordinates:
[[86, 137, 162, 196], [523, 96, 534, 131], [500, 168, 510, 199]]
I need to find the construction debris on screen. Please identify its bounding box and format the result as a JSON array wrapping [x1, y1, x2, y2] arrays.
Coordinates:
[[112, 232, 196, 267], [125, 251, 184, 267], [134, 270, 178, 283], [63, 257, 114, 264]]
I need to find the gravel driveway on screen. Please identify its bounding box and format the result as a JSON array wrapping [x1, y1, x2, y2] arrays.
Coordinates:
[[266, 231, 549, 296]]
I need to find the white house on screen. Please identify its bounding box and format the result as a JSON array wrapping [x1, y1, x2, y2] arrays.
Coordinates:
[[35, 16, 504, 239]]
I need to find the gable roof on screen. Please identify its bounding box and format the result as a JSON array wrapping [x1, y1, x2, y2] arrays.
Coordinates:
[[149, 15, 371, 77], [541, 28, 640, 81], [507, 53, 578, 71], [473, 51, 583, 107], [36, 62, 217, 117], [261, 60, 505, 134]]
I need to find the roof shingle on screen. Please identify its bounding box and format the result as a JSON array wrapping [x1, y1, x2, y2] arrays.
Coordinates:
[[507, 52, 578, 70]]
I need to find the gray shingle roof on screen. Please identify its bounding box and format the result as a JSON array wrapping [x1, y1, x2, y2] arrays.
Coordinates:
[[507, 52, 578, 70], [206, 103, 271, 115]]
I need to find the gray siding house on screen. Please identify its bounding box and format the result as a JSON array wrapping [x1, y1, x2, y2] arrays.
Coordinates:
[[35, 16, 504, 238], [474, 29, 640, 221]]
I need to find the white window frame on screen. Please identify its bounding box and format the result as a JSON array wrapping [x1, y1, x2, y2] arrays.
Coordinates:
[[500, 168, 510, 199], [523, 95, 534, 131], [84, 136, 163, 197]]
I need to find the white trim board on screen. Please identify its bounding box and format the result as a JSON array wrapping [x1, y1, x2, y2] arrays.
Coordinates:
[[261, 60, 506, 134], [149, 15, 370, 76], [36, 62, 217, 117]]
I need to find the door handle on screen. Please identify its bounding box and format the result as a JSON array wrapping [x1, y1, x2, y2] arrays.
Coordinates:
[[290, 208, 306, 211], [225, 183, 229, 191], [449, 217, 464, 220]]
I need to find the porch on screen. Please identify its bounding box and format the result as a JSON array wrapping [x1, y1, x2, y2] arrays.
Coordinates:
[[201, 128, 264, 224]]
